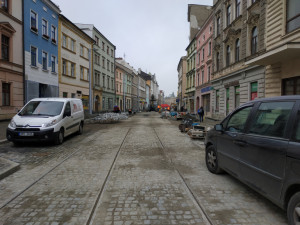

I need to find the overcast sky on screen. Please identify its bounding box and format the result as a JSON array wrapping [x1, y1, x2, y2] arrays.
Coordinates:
[[54, 0, 213, 96]]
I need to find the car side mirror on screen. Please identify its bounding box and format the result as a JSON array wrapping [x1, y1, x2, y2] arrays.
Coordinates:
[[215, 124, 223, 131]]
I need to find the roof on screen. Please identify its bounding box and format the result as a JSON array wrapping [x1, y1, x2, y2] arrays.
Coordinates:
[[138, 70, 152, 81], [75, 23, 116, 49], [59, 15, 95, 44]]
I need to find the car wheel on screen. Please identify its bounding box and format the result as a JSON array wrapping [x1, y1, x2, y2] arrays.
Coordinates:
[[206, 145, 223, 174], [78, 122, 83, 135], [287, 192, 300, 225], [55, 129, 64, 145]]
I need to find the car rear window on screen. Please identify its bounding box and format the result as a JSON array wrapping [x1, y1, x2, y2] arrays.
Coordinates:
[[248, 101, 295, 138]]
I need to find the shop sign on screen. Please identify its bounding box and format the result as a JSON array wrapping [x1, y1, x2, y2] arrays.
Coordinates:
[[201, 86, 212, 93]]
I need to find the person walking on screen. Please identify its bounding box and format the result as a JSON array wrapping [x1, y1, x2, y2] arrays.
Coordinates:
[[198, 106, 204, 122]]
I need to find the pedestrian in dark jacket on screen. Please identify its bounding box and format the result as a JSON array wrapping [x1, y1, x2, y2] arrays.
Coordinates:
[[198, 106, 204, 122]]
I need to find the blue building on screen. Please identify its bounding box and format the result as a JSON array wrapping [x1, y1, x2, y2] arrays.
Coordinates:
[[23, 0, 61, 102]]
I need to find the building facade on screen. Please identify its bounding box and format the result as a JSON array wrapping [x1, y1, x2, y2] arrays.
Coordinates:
[[76, 23, 116, 112], [185, 38, 196, 113], [138, 75, 146, 111], [177, 56, 187, 111], [211, 0, 266, 119], [58, 15, 94, 111], [0, 0, 23, 120], [115, 64, 124, 111], [195, 13, 213, 117], [247, 0, 300, 97], [24, 0, 61, 102], [131, 71, 138, 112]]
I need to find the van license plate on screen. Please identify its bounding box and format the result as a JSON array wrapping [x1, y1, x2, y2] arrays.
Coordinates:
[[19, 132, 34, 137]]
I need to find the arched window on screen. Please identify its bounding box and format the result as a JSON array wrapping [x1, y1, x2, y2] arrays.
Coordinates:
[[236, 0, 240, 17], [226, 45, 231, 66], [235, 39, 240, 62], [217, 17, 221, 36], [227, 5, 231, 26], [251, 26, 258, 54]]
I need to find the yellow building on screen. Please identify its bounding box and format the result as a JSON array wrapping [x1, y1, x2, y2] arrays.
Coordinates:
[[247, 0, 300, 96], [58, 15, 94, 110]]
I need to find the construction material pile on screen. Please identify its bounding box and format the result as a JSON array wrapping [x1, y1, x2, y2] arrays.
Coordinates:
[[86, 113, 129, 124]]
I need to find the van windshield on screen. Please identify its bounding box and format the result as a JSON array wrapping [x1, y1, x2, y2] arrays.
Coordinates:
[[19, 101, 64, 117]]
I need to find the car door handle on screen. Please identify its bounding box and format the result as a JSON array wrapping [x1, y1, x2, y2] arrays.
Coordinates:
[[233, 140, 247, 147]]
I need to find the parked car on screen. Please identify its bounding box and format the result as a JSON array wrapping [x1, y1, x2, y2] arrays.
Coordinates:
[[7, 98, 84, 145], [204, 96, 300, 225]]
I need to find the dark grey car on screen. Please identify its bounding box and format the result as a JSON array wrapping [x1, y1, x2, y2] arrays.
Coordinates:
[[205, 96, 300, 225]]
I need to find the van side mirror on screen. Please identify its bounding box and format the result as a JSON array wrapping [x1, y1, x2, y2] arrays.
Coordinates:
[[215, 124, 223, 131]]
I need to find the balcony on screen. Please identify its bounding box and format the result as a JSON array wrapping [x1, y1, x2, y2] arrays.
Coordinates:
[[246, 43, 300, 66]]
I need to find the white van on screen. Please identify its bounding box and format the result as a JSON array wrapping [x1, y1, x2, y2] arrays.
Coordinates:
[[6, 98, 84, 145]]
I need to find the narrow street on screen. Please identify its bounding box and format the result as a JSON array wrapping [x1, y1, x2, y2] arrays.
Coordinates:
[[0, 112, 287, 225]]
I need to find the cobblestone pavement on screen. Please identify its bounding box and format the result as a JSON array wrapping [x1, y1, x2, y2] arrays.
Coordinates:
[[0, 112, 288, 224]]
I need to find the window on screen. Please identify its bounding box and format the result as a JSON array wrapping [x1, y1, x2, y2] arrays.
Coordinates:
[[30, 10, 37, 31], [51, 56, 56, 73], [251, 26, 258, 54], [42, 51, 47, 70], [63, 92, 68, 98], [226, 45, 231, 67], [102, 57, 105, 68], [252, 0, 256, 3], [282, 76, 300, 95], [216, 52, 220, 71], [51, 26, 56, 43], [225, 106, 252, 133], [31, 46, 37, 66], [286, 0, 300, 33], [249, 102, 294, 138], [111, 63, 114, 72], [103, 75, 105, 87], [293, 112, 300, 142], [42, 19, 48, 37], [1, 35, 9, 61], [111, 78, 114, 90], [87, 69, 89, 81], [250, 82, 258, 100], [80, 45, 83, 56], [107, 46, 109, 54], [216, 17, 221, 36], [1, 0, 8, 11], [107, 77, 110, 89], [62, 34, 67, 48], [62, 60, 66, 75], [208, 66, 211, 81], [111, 49, 113, 57], [80, 67, 84, 79], [71, 39, 75, 52], [202, 48, 205, 61], [2, 82, 10, 106], [227, 5, 231, 26], [235, 39, 240, 62], [95, 36, 99, 46], [107, 60, 110, 71], [71, 63, 75, 77], [208, 41, 211, 56], [236, 0, 241, 18], [216, 90, 220, 112], [197, 73, 200, 86], [102, 42, 105, 51], [235, 86, 240, 108]]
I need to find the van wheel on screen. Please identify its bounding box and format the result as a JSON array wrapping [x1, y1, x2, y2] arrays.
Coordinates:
[[78, 122, 83, 135], [206, 145, 223, 174], [55, 129, 64, 145], [287, 192, 300, 225]]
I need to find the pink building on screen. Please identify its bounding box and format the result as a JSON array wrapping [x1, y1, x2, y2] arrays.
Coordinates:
[[195, 13, 213, 117]]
